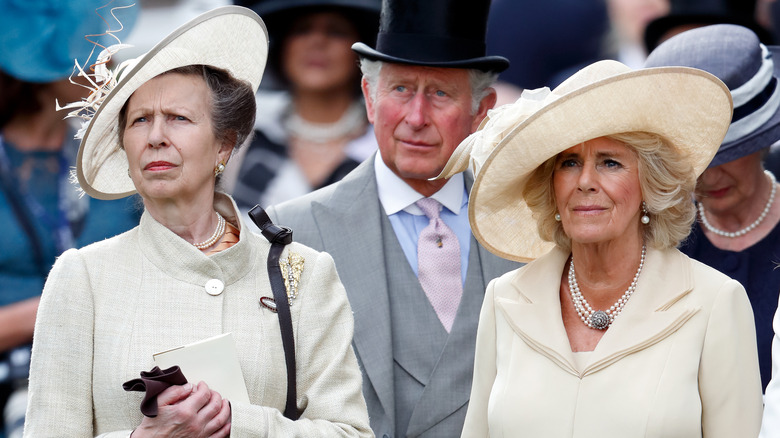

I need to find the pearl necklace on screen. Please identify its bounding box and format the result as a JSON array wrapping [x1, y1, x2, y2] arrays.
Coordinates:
[[284, 101, 366, 144], [698, 170, 776, 238], [568, 245, 646, 330], [193, 212, 226, 250]]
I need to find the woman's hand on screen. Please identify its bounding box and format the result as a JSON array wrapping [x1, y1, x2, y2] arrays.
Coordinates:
[[132, 381, 231, 437]]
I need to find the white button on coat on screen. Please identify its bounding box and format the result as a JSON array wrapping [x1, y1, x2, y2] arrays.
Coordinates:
[[205, 279, 224, 296]]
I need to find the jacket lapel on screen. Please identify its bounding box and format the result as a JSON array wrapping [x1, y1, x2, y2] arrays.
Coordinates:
[[496, 248, 580, 374], [308, 162, 396, 425], [584, 247, 699, 374], [497, 247, 700, 376]]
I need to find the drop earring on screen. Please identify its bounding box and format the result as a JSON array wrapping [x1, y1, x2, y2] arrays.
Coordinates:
[[641, 201, 650, 224]]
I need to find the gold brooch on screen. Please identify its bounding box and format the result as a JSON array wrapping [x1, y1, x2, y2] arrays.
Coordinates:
[[280, 251, 304, 305]]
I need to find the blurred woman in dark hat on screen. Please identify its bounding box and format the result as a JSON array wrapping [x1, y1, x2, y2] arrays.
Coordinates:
[[0, 2, 140, 436], [645, 24, 780, 393], [227, 0, 380, 212]]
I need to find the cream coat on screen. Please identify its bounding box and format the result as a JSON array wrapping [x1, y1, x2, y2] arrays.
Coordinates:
[[23, 194, 371, 437], [461, 246, 762, 438]]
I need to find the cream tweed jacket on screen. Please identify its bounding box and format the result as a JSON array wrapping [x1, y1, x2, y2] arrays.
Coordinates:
[[23, 194, 372, 437]]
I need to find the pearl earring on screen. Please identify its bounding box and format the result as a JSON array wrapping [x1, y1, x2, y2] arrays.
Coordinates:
[[214, 162, 225, 176], [555, 213, 561, 222], [641, 201, 650, 224]]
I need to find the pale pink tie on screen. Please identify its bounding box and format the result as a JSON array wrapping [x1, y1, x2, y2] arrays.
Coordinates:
[[416, 198, 463, 332]]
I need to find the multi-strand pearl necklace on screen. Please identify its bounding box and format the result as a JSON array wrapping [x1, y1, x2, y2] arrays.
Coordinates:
[[698, 170, 776, 238], [568, 245, 646, 330], [193, 212, 226, 250], [284, 101, 365, 144]]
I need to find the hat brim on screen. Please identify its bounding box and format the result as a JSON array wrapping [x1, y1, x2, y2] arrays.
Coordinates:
[[470, 66, 732, 262], [76, 6, 268, 200], [352, 42, 510, 72], [708, 46, 780, 167]]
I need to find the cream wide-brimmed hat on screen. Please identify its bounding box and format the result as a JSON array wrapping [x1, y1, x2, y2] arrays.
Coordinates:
[[438, 60, 732, 263], [74, 6, 268, 200]]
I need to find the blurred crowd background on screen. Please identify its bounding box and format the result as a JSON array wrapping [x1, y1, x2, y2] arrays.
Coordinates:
[[116, 0, 780, 92]]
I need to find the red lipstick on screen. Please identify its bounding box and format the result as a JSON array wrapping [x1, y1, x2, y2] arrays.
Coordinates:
[[144, 161, 176, 171]]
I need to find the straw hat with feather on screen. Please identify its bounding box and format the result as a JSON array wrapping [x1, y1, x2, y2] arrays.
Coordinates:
[[74, 6, 268, 200]]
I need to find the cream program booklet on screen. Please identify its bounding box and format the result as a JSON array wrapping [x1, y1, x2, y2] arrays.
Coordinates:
[[153, 332, 250, 403]]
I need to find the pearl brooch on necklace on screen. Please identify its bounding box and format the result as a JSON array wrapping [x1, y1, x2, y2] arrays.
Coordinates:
[[568, 245, 646, 330], [193, 212, 226, 250], [698, 170, 776, 238]]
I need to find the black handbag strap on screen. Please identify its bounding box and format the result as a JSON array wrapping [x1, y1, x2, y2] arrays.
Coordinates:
[[248, 205, 300, 420]]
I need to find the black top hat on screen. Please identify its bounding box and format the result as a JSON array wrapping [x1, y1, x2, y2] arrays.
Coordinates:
[[351, 0, 509, 72]]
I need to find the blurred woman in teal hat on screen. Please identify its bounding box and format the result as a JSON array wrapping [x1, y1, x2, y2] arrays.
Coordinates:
[[0, 2, 138, 436]]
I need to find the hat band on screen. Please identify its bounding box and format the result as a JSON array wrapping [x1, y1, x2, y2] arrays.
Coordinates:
[[375, 32, 486, 63], [724, 77, 780, 143], [733, 77, 777, 123], [732, 44, 774, 107]]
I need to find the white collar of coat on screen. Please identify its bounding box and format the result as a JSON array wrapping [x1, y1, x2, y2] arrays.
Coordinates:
[[495, 246, 700, 377]]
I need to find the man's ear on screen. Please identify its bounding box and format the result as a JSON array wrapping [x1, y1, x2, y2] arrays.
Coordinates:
[[472, 87, 497, 132], [361, 76, 375, 125]]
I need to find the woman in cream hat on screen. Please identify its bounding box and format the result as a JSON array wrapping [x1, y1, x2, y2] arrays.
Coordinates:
[[23, 6, 371, 437], [443, 60, 763, 436]]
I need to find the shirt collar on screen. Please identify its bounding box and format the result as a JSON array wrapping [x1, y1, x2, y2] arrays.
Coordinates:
[[374, 153, 465, 216]]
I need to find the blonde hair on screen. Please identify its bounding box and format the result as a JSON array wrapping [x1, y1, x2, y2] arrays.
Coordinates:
[[522, 132, 697, 252]]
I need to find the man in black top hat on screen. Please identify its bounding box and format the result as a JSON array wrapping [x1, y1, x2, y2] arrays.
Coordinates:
[[267, 0, 519, 436]]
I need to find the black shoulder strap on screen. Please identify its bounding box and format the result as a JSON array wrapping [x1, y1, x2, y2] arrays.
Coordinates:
[[248, 205, 300, 421]]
